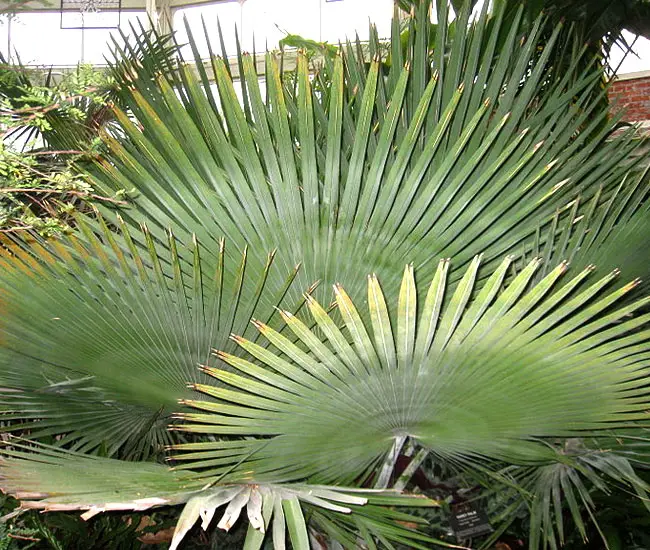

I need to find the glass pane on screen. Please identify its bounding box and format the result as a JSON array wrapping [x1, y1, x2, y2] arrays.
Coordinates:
[[174, 2, 242, 59], [10, 12, 82, 65], [7, 10, 147, 66], [321, 0, 393, 42], [0, 15, 9, 60], [610, 31, 650, 74], [83, 11, 149, 64], [176, 0, 394, 59], [243, 0, 320, 51]]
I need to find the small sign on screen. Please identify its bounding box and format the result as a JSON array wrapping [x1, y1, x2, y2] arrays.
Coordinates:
[[449, 501, 492, 540]]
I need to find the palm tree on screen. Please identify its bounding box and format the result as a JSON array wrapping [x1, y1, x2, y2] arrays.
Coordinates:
[[0, 1, 649, 548]]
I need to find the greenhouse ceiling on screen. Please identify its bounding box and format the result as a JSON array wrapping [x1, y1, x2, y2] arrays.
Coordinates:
[[2, 0, 649, 74], [1, 0, 396, 66], [11, 0, 228, 11]]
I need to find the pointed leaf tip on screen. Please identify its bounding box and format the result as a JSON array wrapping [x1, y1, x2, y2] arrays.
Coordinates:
[[279, 309, 294, 320], [624, 278, 642, 291]]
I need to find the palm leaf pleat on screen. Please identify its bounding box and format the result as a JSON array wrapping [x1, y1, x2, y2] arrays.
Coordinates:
[[526, 162, 650, 290]]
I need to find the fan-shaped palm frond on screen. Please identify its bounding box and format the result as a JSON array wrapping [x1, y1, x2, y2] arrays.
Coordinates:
[[86, 0, 643, 307], [0, 218, 305, 456], [171, 257, 650, 483]]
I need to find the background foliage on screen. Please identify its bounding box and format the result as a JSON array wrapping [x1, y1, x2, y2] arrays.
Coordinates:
[[0, 61, 120, 235]]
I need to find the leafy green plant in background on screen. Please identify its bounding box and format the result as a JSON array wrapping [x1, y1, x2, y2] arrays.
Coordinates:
[[0, 0, 650, 548], [0, 27, 178, 236], [0, 60, 119, 235], [0, 145, 95, 236]]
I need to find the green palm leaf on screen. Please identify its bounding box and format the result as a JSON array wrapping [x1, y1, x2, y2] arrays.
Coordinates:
[[0, 220, 302, 455], [85, 0, 643, 308], [0, 441, 444, 550], [172, 258, 650, 485]]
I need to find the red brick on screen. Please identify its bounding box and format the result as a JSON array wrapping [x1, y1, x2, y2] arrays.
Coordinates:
[[608, 74, 650, 122]]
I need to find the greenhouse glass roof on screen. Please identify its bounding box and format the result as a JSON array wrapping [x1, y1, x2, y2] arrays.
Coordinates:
[[1, 0, 649, 72], [0, 0, 394, 66]]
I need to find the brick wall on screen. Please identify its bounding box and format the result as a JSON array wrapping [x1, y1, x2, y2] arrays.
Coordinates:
[[608, 71, 650, 123]]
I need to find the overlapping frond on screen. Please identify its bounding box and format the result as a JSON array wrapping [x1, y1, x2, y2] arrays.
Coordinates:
[[85, 0, 644, 308], [0, 221, 303, 456], [171, 258, 650, 487], [0, 441, 443, 550]]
